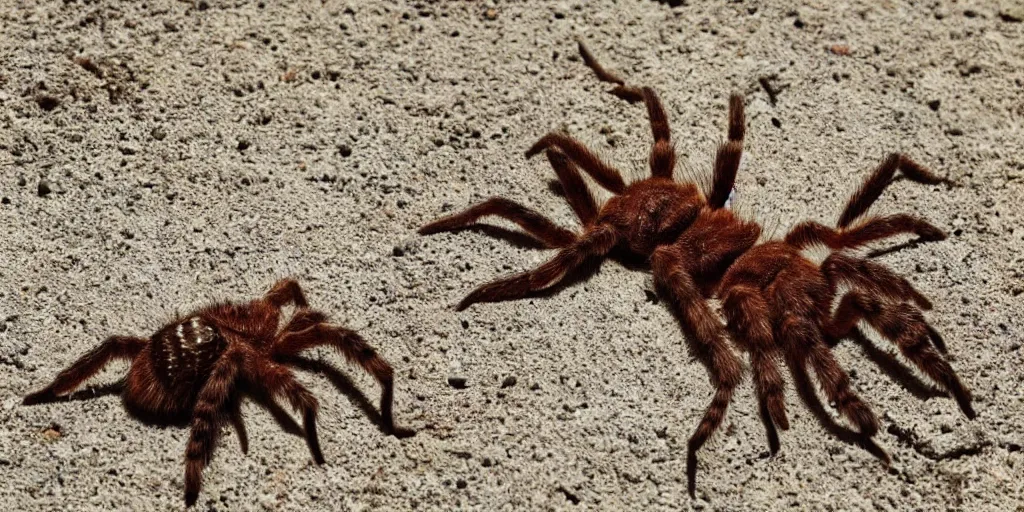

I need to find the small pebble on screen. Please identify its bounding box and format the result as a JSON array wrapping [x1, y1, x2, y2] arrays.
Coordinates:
[[501, 376, 517, 388], [37, 180, 52, 197]]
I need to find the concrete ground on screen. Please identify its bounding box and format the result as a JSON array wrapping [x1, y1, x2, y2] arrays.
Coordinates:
[[1, 1, 1022, 510]]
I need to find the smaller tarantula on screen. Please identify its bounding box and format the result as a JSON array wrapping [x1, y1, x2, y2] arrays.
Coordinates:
[[23, 279, 407, 507]]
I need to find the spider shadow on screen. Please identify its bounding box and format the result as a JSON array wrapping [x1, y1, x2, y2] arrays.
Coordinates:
[[840, 328, 947, 401], [866, 237, 935, 259], [786, 361, 892, 464], [25, 380, 127, 404], [283, 355, 414, 438], [436, 225, 552, 251]]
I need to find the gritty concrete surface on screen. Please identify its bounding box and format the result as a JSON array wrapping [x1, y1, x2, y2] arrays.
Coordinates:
[[1, 1, 1022, 510]]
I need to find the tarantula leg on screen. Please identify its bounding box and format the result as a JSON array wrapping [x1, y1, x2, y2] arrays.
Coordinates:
[[636, 87, 677, 179], [23, 335, 147, 405], [249, 356, 325, 463], [525, 133, 626, 194], [822, 253, 933, 310], [787, 356, 891, 464], [419, 197, 577, 249], [456, 225, 619, 311], [273, 324, 410, 437], [228, 398, 249, 455], [545, 148, 599, 226], [832, 292, 975, 419], [839, 153, 954, 228], [597, 85, 677, 178], [708, 95, 745, 209], [577, 40, 626, 86], [721, 285, 789, 453], [184, 351, 242, 508], [650, 247, 743, 497], [281, 309, 330, 335], [778, 316, 880, 435], [264, 278, 309, 309], [786, 215, 946, 252]]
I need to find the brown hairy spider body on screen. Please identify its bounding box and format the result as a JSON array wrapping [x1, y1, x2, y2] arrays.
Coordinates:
[[421, 42, 974, 495], [23, 279, 407, 507]]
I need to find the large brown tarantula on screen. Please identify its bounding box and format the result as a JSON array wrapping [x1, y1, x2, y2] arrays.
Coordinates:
[[23, 279, 409, 507], [420, 42, 974, 495]]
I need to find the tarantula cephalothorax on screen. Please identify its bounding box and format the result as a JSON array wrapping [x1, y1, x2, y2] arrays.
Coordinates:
[[23, 279, 409, 507], [421, 42, 974, 495]]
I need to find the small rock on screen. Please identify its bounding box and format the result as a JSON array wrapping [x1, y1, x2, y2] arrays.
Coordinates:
[[237, 139, 251, 151], [151, 126, 167, 140], [41, 423, 62, 441], [338, 144, 352, 157], [456, 479, 467, 489], [37, 180, 52, 197], [501, 376, 517, 388], [447, 376, 469, 389], [829, 44, 851, 56], [927, 99, 941, 111]]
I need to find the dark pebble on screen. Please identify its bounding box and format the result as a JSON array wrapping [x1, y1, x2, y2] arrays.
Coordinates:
[[37, 180, 52, 197], [36, 95, 60, 111], [501, 376, 517, 388]]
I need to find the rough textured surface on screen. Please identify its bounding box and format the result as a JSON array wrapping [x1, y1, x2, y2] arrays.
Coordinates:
[[1, 1, 1022, 510]]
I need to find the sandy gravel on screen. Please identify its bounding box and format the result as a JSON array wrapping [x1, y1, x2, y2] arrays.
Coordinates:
[[1, 1, 1022, 510]]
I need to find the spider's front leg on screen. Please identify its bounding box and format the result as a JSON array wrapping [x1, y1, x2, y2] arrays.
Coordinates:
[[263, 278, 309, 309], [455, 225, 619, 311], [544, 148, 599, 227], [525, 132, 627, 193], [419, 197, 578, 249], [23, 335, 147, 405], [839, 153, 954, 228]]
